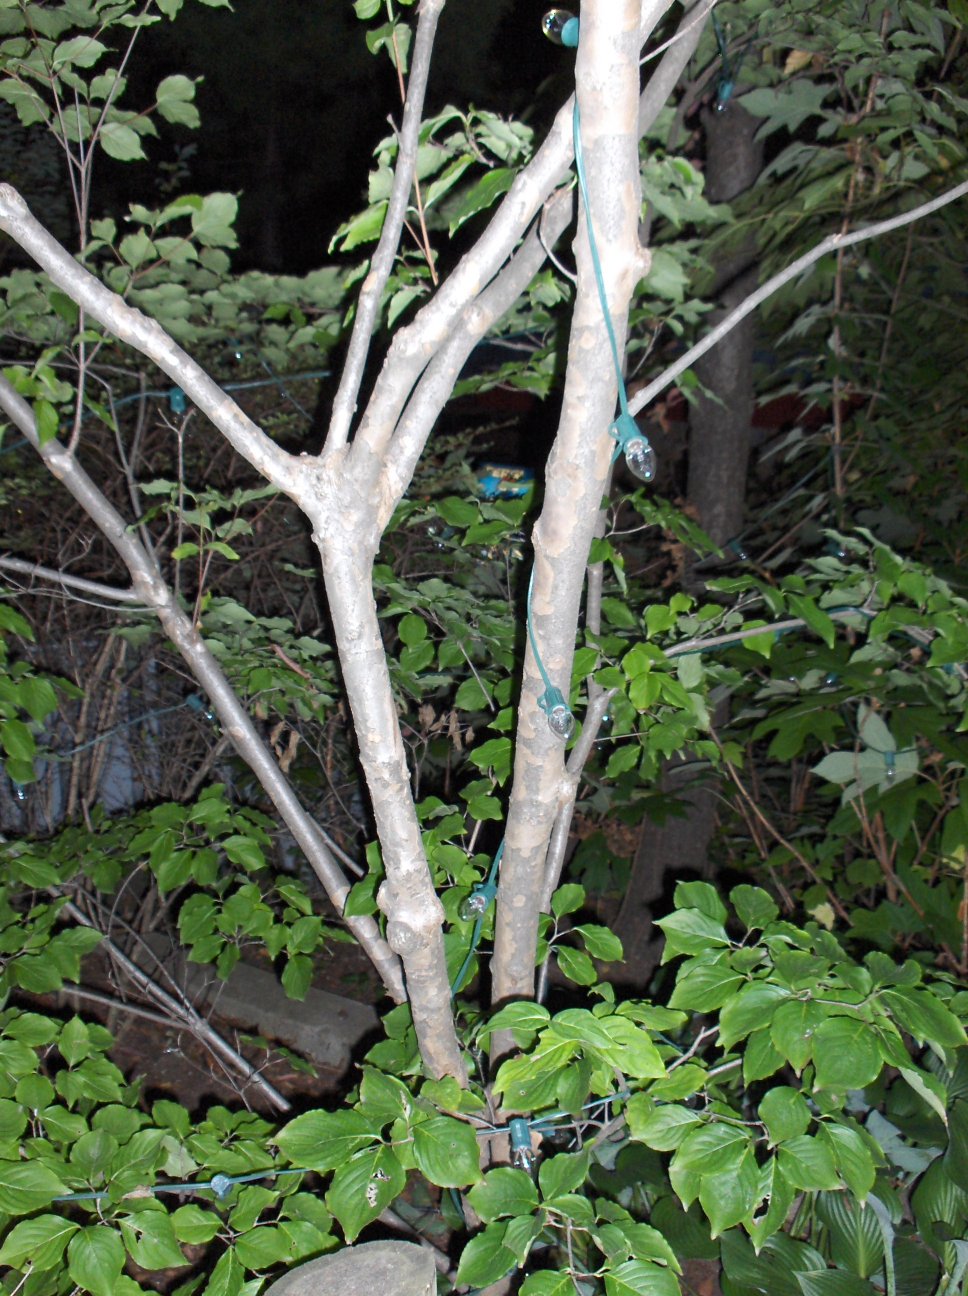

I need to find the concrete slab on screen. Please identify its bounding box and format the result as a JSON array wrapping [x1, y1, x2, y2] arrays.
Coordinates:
[[186, 959, 381, 1075]]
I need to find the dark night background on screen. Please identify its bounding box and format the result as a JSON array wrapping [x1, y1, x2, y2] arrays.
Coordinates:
[[120, 0, 572, 272]]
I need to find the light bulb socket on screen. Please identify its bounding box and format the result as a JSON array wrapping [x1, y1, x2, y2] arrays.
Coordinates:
[[542, 9, 579, 46], [509, 1117, 535, 1172], [539, 685, 574, 741]]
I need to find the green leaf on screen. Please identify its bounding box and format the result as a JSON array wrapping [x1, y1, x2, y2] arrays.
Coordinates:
[[521, 1273, 574, 1296], [718, 982, 792, 1052], [699, 1144, 759, 1237], [156, 73, 200, 128], [191, 193, 239, 249], [326, 1144, 405, 1242], [99, 121, 145, 161], [555, 945, 598, 986], [0, 1159, 68, 1214], [778, 1135, 840, 1191], [656, 908, 730, 960], [769, 998, 827, 1073], [731, 884, 779, 931], [881, 988, 967, 1049], [455, 1221, 516, 1287], [2, 716, 35, 761], [275, 1109, 380, 1171], [398, 613, 427, 645], [626, 1098, 702, 1150], [538, 1151, 589, 1200], [605, 1259, 681, 1295], [119, 1210, 187, 1270], [552, 883, 585, 918], [787, 593, 836, 648], [812, 1017, 883, 1090], [171, 1204, 221, 1244], [0, 1214, 78, 1270], [449, 167, 515, 235], [481, 1002, 550, 1040], [669, 960, 745, 1012], [574, 924, 624, 961], [67, 1226, 125, 1296], [412, 1115, 482, 1187], [674, 881, 727, 923], [281, 953, 313, 1001], [759, 1086, 812, 1145], [821, 1125, 876, 1201], [468, 1167, 538, 1222], [54, 35, 107, 67], [200, 1246, 243, 1296]]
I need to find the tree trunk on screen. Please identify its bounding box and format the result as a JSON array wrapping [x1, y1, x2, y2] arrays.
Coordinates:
[[687, 102, 763, 551]]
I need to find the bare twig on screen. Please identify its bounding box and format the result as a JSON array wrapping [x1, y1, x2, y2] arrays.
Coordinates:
[[628, 179, 968, 418], [57, 897, 292, 1112], [326, 0, 445, 451]]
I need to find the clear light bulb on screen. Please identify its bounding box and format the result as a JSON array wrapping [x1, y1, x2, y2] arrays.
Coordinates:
[[459, 889, 490, 922], [547, 703, 575, 740], [542, 9, 579, 46], [624, 435, 657, 483]]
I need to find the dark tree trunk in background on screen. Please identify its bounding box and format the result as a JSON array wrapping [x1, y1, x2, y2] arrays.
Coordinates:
[[687, 102, 763, 551], [613, 105, 763, 990]]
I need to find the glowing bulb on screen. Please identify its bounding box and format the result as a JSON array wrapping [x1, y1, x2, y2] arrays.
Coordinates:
[[624, 435, 657, 484], [547, 703, 575, 740], [459, 889, 490, 922], [542, 9, 579, 46], [11, 783, 26, 803], [168, 386, 187, 414]]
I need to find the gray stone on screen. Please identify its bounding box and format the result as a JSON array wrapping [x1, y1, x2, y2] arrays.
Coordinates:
[[186, 959, 380, 1074], [264, 1241, 435, 1296]]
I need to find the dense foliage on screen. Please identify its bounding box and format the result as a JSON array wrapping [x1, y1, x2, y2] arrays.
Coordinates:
[[0, 0, 965, 1293]]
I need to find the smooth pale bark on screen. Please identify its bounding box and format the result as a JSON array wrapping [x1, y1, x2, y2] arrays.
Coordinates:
[[492, 0, 649, 1004]]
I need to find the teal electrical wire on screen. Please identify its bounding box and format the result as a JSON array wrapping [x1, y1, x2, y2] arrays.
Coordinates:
[[526, 569, 574, 738], [451, 841, 504, 996], [55, 1166, 306, 1204], [570, 100, 656, 481]]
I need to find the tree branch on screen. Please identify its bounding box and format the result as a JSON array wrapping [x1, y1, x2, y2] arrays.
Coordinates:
[[58, 897, 292, 1113], [628, 178, 968, 417], [0, 554, 146, 605], [493, 0, 647, 1004], [327, 0, 446, 452], [379, 189, 574, 522], [0, 375, 406, 1004], [0, 185, 300, 496]]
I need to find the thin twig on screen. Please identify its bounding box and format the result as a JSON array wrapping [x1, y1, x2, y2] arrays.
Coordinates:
[[628, 179, 968, 419], [57, 897, 292, 1112]]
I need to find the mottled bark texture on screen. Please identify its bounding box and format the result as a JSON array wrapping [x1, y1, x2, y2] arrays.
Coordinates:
[[492, 0, 649, 1005]]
